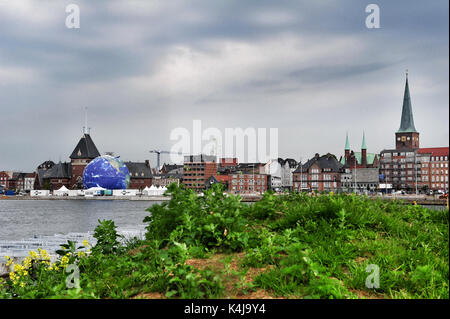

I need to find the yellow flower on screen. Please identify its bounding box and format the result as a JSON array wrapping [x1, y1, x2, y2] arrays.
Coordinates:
[[13, 264, 24, 272], [29, 251, 38, 260], [60, 255, 70, 269], [20, 282, 25, 288], [82, 240, 90, 248]]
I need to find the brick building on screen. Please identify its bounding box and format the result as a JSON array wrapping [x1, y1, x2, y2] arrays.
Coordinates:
[[183, 155, 218, 191], [69, 133, 101, 189], [417, 148, 449, 192], [293, 153, 342, 192], [380, 73, 449, 192], [37, 162, 72, 190], [125, 160, 153, 190], [340, 132, 379, 169], [8, 173, 25, 191], [228, 172, 269, 194], [219, 158, 238, 167], [0, 171, 12, 189]]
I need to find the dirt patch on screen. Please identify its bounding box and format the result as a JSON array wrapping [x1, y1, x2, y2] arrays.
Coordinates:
[[349, 288, 388, 299], [185, 253, 237, 271], [355, 256, 369, 264], [128, 245, 150, 256], [132, 292, 165, 299], [185, 252, 278, 299], [235, 289, 284, 299]]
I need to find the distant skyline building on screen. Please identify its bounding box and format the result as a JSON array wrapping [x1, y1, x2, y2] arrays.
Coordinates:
[[183, 154, 218, 190], [380, 73, 449, 192], [69, 133, 101, 189], [292, 153, 342, 192], [340, 132, 380, 192]]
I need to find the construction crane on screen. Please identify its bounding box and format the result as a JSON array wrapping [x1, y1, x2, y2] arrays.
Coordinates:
[[149, 150, 185, 172]]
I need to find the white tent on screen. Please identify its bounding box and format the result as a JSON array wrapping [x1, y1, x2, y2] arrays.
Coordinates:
[[84, 186, 106, 196], [142, 186, 151, 196], [146, 185, 155, 196], [68, 189, 84, 197], [54, 185, 69, 196]]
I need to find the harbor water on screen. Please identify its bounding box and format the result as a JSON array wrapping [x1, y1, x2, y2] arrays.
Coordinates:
[[0, 200, 159, 263]]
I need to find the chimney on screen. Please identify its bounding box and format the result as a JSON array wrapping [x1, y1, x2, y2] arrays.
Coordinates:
[[145, 160, 150, 168]]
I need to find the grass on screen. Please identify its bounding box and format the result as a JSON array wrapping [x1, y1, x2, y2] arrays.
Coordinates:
[[0, 184, 448, 299]]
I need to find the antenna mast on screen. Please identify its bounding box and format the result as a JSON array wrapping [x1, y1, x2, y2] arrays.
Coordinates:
[[83, 107, 88, 134]]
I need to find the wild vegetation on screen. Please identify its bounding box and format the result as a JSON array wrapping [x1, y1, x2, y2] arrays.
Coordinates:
[[0, 183, 448, 299]]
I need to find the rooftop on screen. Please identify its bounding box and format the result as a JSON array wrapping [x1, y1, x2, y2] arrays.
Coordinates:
[[70, 134, 101, 160]]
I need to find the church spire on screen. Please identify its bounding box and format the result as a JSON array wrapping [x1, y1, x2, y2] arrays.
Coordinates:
[[397, 70, 417, 133], [361, 131, 367, 150], [345, 132, 350, 150]]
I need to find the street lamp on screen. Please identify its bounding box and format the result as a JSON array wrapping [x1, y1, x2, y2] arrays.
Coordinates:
[[414, 152, 418, 195], [299, 157, 303, 192]]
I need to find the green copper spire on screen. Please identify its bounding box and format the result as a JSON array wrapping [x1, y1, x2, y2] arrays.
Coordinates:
[[361, 131, 367, 150], [345, 132, 350, 150], [397, 71, 418, 133]]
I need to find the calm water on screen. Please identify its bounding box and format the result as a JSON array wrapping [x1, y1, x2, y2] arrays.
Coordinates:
[[0, 200, 158, 259]]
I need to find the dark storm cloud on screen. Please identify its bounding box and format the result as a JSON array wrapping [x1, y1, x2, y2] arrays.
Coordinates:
[[0, 0, 448, 171]]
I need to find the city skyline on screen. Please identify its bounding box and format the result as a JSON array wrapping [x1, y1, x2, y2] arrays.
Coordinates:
[[0, 0, 448, 172]]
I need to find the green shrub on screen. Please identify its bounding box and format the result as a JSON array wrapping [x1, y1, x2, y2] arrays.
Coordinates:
[[92, 219, 123, 255], [144, 183, 249, 251]]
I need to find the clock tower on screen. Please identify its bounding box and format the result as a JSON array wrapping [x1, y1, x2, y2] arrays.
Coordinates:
[[395, 71, 419, 150]]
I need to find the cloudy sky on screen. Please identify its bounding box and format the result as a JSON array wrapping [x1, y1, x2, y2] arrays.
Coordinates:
[[0, 0, 448, 171]]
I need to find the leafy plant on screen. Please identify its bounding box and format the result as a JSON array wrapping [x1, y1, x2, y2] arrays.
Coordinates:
[[92, 219, 123, 255]]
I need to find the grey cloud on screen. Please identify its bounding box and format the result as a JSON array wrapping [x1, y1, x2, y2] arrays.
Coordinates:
[[0, 0, 448, 171]]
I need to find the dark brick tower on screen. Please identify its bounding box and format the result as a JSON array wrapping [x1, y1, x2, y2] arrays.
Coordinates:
[[361, 132, 367, 167], [69, 133, 100, 188], [344, 132, 350, 164], [395, 72, 420, 150]]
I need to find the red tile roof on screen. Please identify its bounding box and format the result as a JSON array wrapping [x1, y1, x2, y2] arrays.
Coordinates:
[[418, 147, 449, 156]]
